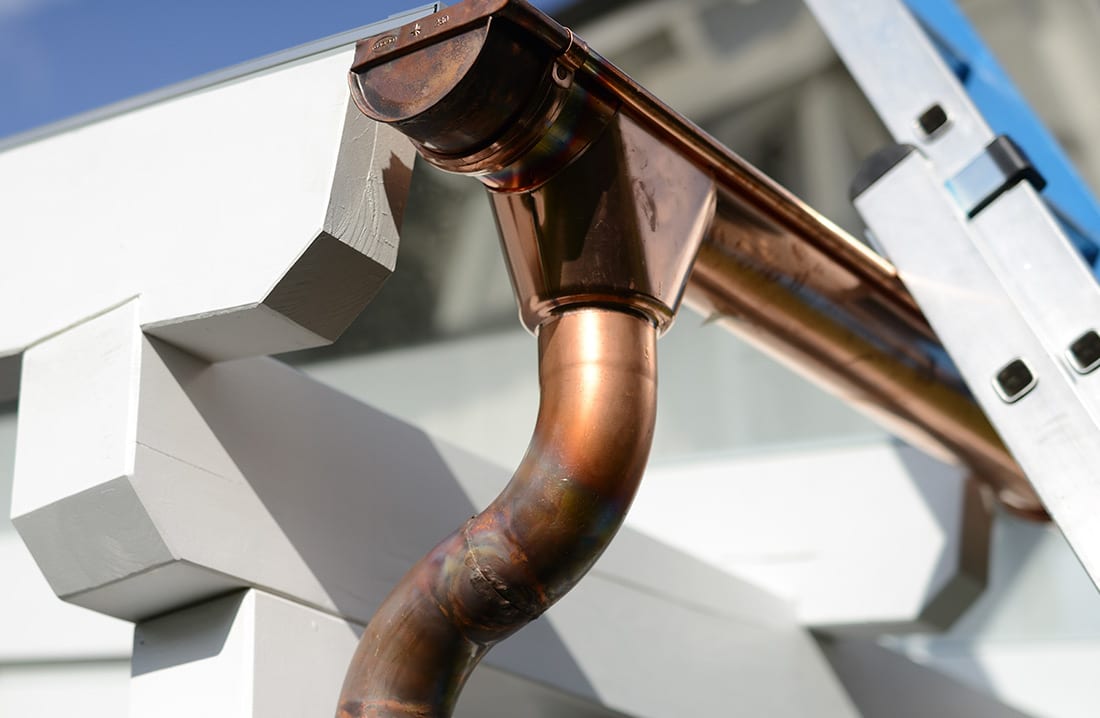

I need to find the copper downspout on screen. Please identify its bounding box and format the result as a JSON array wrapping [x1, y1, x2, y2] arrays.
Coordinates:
[[339, 307, 656, 717]]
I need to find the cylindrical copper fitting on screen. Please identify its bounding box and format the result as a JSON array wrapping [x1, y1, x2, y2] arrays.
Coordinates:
[[337, 307, 657, 718]]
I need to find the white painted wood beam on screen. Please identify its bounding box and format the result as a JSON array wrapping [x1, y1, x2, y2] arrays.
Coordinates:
[[0, 42, 414, 362], [13, 321, 857, 716]]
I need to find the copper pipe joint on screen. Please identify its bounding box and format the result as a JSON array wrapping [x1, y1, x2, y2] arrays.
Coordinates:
[[338, 307, 657, 717]]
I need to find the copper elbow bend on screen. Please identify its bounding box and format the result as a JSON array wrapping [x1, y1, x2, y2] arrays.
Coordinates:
[[338, 307, 657, 718]]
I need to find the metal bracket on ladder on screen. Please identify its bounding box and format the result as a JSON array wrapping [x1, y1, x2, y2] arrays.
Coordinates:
[[853, 146, 1100, 588], [804, 0, 1100, 587]]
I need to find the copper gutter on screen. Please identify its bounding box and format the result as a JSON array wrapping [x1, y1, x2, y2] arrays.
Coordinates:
[[339, 1, 1046, 715], [349, 1, 1045, 506], [690, 198, 1041, 516]]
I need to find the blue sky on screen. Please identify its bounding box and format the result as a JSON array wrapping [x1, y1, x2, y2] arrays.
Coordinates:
[[0, 0, 572, 141]]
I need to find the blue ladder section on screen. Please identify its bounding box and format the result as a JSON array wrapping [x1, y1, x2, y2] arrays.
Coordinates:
[[903, 0, 1100, 268]]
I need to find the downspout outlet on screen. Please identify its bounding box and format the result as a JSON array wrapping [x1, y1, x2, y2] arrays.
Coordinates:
[[340, 2, 715, 715]]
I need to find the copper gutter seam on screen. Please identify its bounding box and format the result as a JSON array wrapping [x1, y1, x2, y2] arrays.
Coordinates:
[[337, 307, 658, 718]]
